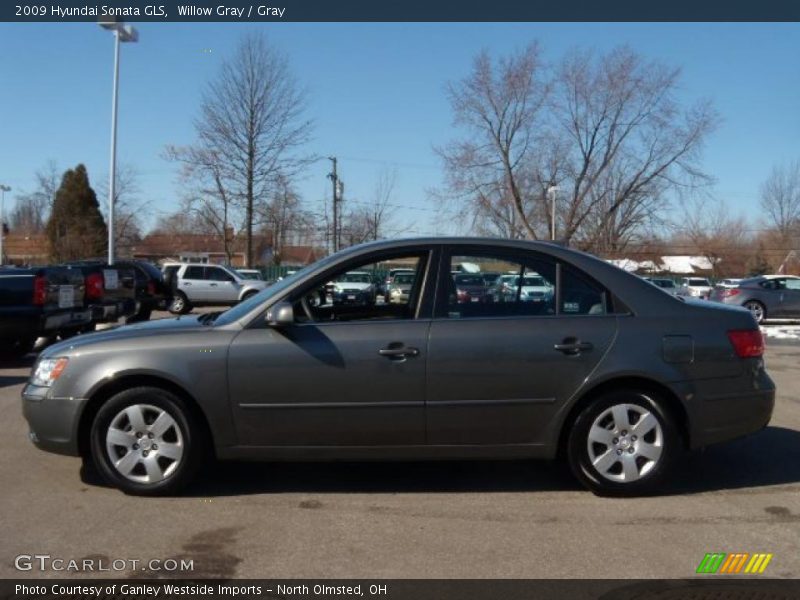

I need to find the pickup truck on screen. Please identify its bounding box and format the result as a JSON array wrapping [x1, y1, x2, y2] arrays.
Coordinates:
[[0, 266, 92, 359], [63, 262, 137, 327]]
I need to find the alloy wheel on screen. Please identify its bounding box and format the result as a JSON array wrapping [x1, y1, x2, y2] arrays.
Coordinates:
[[105, 404, 184, 484], [744, 301, 765, 323], [586, 403, 663, 483]]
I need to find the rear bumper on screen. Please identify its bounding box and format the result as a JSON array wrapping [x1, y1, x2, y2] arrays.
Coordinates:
[[21, 384, 85, 456], [688, 385, 775, 449], [89, 299, 137, 323]]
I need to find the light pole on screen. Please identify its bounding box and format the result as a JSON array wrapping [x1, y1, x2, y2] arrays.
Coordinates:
[[99, 18, 138, 265], [547, 185, 559, 241], [0, 185, 10, 266]]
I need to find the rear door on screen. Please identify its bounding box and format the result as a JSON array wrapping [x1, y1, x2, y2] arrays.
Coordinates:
[[180, 265, 211, 302], [426, 246, 617, 446], [780, 278, 800, 317]]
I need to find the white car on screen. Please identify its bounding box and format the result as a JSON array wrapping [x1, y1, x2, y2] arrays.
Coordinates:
[[165, 264, 268, 314], [679, 277, 714, 299], [331, 271, 376, 305]]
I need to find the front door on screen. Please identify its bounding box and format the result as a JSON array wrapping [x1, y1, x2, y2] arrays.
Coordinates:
[[426, 248, 617, 446], [227, 249, 434, 446]]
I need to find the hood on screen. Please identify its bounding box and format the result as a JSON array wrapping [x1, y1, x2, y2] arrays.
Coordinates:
[[41, 315, 209, 357], [335, 281, 372, 291]]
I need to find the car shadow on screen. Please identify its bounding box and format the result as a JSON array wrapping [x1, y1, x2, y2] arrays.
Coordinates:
[[176, 426, 800, 498]]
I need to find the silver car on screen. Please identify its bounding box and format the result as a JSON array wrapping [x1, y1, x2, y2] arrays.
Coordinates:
[[709, 274, 800, 323], [168, 264, 268, 314], [22, 238, 774, 497]]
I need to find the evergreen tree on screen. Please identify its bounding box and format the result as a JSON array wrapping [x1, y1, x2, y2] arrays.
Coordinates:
[[46, 164, 107, 262]]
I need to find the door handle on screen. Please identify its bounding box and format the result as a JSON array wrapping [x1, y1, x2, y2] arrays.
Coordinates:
[[554, 338, 593, 355], [210, 283, 218, 287], [379, 346, 420, 359], [183, 282, 192, 286]]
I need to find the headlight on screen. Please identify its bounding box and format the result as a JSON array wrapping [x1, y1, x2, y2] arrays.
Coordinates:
[[31, 358, 69, 387], [390, 288, 402, 296]]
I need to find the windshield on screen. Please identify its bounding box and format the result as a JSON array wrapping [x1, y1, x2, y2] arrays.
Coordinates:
[[519, 276, 548, 287], [689, 279, 710, 286], [394, 274, 415, 284], [213, 255, 338, 327]]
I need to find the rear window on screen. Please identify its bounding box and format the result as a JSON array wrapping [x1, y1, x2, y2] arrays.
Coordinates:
[[455, 274, 484, 285], [688, 279, 710, 286]]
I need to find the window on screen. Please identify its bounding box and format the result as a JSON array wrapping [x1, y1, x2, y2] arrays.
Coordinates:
[[207, 267, 235, 282], [440, 249, 611, 319], [292, 253, 427, 323], [442, 253, 556, 319], [560, 266, 607, 315], [785, 278, 800, 291], [184, 266, 204, 280]]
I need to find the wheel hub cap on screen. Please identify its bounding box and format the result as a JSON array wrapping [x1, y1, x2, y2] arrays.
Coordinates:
[[105, 403, 184, 484], [586, 403, 663, 483]]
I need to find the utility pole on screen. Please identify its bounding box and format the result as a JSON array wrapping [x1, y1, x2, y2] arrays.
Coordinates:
[[0, 185, 10, 266], [327, 157, 338, 253]]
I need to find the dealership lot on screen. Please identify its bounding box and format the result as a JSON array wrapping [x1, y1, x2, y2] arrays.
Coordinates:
[[1, 317, 799, 579]]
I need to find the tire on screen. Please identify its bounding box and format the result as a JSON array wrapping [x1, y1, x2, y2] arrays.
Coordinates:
[[567, 390, 680, 497], [743, 300, 766, 324], [90, 386, 206, 496], [169, 292, 192, 315]]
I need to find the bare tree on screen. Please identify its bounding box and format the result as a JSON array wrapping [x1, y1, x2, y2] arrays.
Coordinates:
[[165, 146, 239, 264], [170, 33, 313, 267], [437, 44, 718, 252], [9, 160, 59, 234], [678, 195, 750, 278], [99, 164, 147, 258], [342, 169, 402, 245], [258, 176, 315, 264], [760, 160, 800, 237]]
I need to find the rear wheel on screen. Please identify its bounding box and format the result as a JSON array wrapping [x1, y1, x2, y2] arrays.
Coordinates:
[[90, 386, 206, 495], [744, 300, 766, 324], [567, 390, 679, 497]]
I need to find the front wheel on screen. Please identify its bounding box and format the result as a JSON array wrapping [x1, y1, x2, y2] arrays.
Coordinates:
[[744, 300, 766, 324], [567, 391, 679, 497], [90, 387, 206, 495]]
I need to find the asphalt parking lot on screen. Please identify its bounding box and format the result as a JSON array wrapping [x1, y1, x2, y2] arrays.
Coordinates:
[[1, 313, 799, 579]]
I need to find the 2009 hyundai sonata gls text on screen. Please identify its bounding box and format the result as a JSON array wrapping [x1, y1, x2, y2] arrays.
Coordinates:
[[22, 238, 775, 496]]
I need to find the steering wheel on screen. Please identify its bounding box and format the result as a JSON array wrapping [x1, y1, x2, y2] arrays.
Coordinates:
[[300, 295, 315, 321]]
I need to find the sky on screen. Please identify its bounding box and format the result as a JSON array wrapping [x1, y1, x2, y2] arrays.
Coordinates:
[[0, 22, 798, 239]]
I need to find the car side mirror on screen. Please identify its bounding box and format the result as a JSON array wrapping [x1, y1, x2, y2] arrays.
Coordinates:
[[265, 301, 294, 327]]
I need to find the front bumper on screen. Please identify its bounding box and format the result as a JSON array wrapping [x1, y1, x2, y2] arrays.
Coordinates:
[[21, 384, 86, 456]]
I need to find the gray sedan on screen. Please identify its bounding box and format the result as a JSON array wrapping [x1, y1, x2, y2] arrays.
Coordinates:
[[709, 275, 800, 323], [22, 238, 774, 497]]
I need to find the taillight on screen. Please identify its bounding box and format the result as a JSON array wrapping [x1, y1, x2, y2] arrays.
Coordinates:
[[722, 289, 741, 298], [86, 272, 104, 300], [147, 281, 156, 295], [727, 329, 765, 358], [33, 275, 47, 305]]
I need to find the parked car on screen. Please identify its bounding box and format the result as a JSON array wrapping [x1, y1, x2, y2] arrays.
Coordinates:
[[1, 266, 91, 359], [236, 269, 264, 281], [23, 238, 774, 497], [709, 274, 800, 324], [386, 272, 415, 304], [331, 271, 376, 305], [380, 268, 415, 301], [490, 273, 554, 303], [717, 278, 743, 289], [69, 259, 168, 323], [678, 277, 714, 299], [63, 261, 137, 326], [166, 263, 269, 314], [644, 278, 679, 296], [453, 272, 490, 303]]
